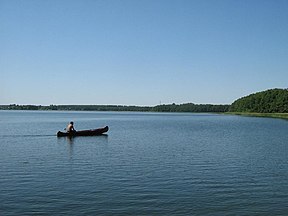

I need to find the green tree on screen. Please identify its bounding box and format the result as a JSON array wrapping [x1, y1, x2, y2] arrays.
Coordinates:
[[229, 88, 288, 113]]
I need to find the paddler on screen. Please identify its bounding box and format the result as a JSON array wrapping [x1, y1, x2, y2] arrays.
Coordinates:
[[66, 121, 76, 133]]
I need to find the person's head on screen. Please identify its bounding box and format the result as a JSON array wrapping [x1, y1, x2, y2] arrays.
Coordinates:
[[70, 121, 74, 125]]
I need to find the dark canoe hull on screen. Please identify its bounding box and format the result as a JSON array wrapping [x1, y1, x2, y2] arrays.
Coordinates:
[[57, 126, 109, 137]]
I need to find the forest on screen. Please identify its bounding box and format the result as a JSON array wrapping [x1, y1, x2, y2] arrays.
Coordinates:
[[229, 88, 288, 113]]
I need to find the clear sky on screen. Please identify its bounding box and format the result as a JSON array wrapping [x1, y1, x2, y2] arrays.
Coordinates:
[[1, 0, 287, 106]]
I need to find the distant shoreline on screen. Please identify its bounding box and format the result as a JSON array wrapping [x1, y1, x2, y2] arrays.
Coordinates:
[[0, 103, 230, 113], [1, 105, 288, 120], [225, 112, 288, 120]]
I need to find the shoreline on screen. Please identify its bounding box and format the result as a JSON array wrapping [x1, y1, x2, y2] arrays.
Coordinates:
[[1, 108, 288, 120], [225, 112, 288, 120]]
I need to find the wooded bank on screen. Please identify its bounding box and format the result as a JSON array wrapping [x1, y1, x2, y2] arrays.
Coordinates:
[[0, 103, 229, 113]]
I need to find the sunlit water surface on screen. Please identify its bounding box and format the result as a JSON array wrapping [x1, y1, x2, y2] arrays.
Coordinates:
[[1, 111, 288, 215]]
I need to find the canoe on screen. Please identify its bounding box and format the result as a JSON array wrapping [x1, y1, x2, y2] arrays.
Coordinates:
[[57, 126, 109, 137]]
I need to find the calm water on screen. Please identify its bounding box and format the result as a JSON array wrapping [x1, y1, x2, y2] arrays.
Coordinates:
[[0, 111, 288, 215]]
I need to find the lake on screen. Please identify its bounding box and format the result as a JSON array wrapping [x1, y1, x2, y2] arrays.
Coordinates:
[[1, 110, 288, 215]]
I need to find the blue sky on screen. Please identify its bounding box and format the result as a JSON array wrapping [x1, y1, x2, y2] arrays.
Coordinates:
[[1, 0, 287, 106]]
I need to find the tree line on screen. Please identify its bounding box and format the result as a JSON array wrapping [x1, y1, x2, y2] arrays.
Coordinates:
[[152, 103, 230, 112], [2, 88, 287, 113], [229, 88, 288, 113], [0, 103, 229, 113]]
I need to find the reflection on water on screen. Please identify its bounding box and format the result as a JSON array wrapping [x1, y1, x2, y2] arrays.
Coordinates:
[[66, 137, 74, 159], [57, 135, 109, 159], [65, 136, 75, 145]]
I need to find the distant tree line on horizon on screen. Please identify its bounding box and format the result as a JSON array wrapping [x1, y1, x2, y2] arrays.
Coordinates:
[[151, 103, 230, 112], [2, 88, 287, 113], [0, 103, 230, 113]]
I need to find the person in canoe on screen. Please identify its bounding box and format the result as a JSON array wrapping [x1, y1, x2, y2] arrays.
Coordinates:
[[66, 121, 76, 133]]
